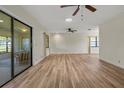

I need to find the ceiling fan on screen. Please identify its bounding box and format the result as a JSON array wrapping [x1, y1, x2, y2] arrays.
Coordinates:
[[67, 28, 77, 33], [60, 5, 97, 16]]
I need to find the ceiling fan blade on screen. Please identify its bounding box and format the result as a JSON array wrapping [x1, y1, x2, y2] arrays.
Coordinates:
[[72, 5, 80, 16], [60, 5, 77, 8], [85, 5, 96, 12]]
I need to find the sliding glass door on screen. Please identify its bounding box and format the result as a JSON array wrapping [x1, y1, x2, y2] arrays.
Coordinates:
[[0, 11, 12, 86], [13, 19, 32, 75], [0, 10, 32, 87]]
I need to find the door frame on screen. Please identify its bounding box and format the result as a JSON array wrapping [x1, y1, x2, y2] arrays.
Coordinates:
[[0, 10, 33, 87]]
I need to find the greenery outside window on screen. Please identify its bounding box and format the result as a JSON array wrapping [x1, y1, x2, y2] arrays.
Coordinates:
[[0, 36, 11, 53]]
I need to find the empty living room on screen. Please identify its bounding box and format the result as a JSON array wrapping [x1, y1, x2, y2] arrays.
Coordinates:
[[0, 0, 124, 91]]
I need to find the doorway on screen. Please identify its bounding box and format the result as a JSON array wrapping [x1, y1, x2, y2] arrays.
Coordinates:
[[0, 10, 32, 87], [44, 32, 50, 56]]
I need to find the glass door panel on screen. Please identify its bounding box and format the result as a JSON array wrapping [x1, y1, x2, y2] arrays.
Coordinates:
[[0, 11, 12, 86], [13, 20, 31, 76]]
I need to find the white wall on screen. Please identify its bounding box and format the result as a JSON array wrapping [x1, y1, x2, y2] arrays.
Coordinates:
[[50, 33, 88, 54], [91, 47, 99, 54], [0, 5, 46, 65], [99, 13, 124, 68], [49, 28, 99, 54]]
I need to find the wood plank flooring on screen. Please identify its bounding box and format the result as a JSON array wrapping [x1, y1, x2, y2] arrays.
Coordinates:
[[3, 54, 124, 88]]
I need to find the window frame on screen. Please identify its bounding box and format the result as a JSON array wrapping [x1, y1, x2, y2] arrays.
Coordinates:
[[0, 9, 33, 87], [90, 36, 99, 47]]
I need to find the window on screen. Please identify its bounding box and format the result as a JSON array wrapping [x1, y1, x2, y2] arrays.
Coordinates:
[[7, 37, 11, 52], [0, 36, 11, 53], [90, 36, 99, 47], [22, 38, 30, 51], [0, 36, 7, 53]]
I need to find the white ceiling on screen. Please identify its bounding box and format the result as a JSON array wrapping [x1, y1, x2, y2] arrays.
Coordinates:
[[20, 5, 124, 33]]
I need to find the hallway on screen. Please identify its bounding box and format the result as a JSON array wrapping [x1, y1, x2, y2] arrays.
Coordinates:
[[3, 54, 124, 88]]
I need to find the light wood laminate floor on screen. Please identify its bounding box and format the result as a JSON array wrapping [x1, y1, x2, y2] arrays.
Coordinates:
[[3, 54, 124, 88]]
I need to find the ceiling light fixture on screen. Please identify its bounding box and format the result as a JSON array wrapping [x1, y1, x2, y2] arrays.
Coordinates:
[[0, 20, 4, 23], [65, 18, 72, 22], [22, 29, 27, 32]]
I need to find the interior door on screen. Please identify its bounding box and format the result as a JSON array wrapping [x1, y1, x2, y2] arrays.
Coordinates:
[[13, 19, 32, 76]]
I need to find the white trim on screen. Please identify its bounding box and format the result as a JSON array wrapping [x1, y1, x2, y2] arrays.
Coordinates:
[[100, 58, 124, 69], [50, 53, 89, 55], [33, 56, 46, 66]]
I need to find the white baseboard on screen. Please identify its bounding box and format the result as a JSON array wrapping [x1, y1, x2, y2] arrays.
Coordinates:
[[33, 56, 46, 66], [47, 52, 99, 55], [100, 59, 124, 69]]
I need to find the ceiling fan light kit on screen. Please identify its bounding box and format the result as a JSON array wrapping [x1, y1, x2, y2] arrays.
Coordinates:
[[67, 28, 77, 33]]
